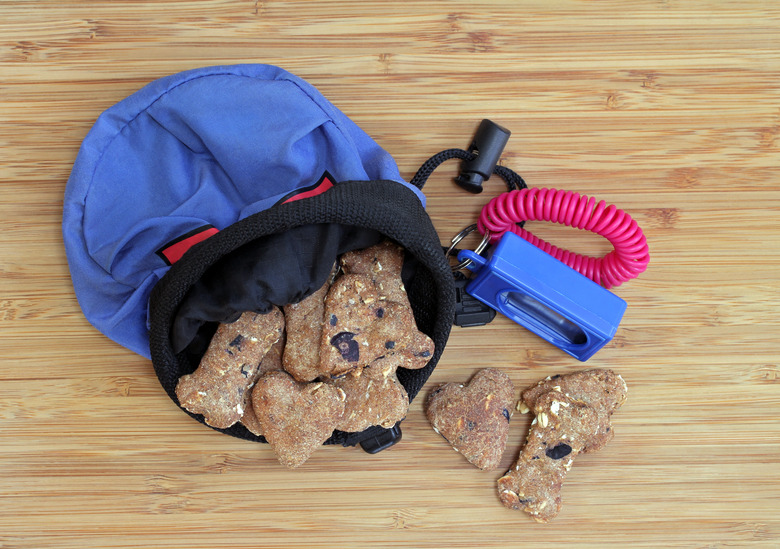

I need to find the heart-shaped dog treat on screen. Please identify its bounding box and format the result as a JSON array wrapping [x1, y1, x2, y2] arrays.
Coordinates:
[[425, 368, 515, 470]]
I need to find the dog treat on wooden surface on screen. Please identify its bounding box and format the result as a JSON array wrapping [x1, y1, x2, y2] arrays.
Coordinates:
[[521, 369, 628, 449], [425, 368, 515, 471], [498, 369, 627, 522]]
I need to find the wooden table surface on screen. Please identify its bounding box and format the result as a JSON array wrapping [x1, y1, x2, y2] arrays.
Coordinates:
[[1, 1, 779, 548]]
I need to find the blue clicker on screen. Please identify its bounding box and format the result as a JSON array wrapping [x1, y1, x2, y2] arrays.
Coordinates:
[[457, 232, 627, 361]]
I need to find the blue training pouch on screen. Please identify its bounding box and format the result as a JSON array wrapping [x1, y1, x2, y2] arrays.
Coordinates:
[[63, 64, 455, 449]]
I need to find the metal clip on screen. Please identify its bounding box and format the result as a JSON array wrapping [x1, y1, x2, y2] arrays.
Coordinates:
[[445, 223, 491, 271]]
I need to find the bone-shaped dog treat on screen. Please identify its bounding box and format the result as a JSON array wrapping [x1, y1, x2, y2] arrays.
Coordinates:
[[332, 240, 434, 370], [175, 308, 284, 429], [331, 349, 426, 433], [340, 239, 408, 305], [319, 274, 434, 377], [521, 369, 627, 452], [251, 370, 346, 468], [240, 333, 285, 437], [331, 355, 409, 432], [282, 279, 331, 382], [498, 369, 627, 522]]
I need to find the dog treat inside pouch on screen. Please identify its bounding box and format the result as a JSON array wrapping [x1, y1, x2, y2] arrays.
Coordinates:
[[62, 64, 455, 450]]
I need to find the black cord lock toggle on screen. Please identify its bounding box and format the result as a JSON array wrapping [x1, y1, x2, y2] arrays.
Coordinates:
[[455, 119, 511, 193]]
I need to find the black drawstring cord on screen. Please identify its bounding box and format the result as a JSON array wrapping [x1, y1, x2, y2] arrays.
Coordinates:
[[409, 148, 527, 193]]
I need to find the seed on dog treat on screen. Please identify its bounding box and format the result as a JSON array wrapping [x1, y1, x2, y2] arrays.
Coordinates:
[[251, 370, 346, 469], [283, 280, 331, 382], [498, 370, 627, 522], [425, 368, 515, 471], [175, 308, 284, 429]]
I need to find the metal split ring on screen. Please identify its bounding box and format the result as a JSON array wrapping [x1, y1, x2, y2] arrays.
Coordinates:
[[445, 223, 491, 271]]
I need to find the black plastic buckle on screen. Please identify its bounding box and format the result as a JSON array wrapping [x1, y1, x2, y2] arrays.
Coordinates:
[[359, 423, 403, 454], [453, 274, 497, 327]]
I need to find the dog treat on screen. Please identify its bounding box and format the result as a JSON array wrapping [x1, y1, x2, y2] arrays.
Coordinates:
[[333, 240, 434, 369], [341, 241, 435, 365], [425, 368, 515, 471], [251, 370, 346, 468], [521, 369, 627, 451], [331, 350, 424, 432], [369, 301, 435, 366], [331, 360, 408, 432], [175, 308, 284, 429], [319, 273, 434, 377], [283, 280, 331, 382], [319, 274, 379, 376], [239, 395, 264, 437], [498, 369, 627, 522], [340, 240, 408, 305], [239, 334, 286, 437]]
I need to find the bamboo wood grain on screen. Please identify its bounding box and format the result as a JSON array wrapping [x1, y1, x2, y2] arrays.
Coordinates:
[[1, 1, 779, 548]]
